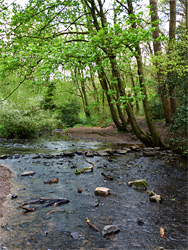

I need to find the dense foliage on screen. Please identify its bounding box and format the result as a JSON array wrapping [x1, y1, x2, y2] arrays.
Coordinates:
[[0, 0, 187, 152]]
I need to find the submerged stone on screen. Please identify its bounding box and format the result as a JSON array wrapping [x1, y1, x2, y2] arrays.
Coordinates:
[[116, 149, 128, 155], [64, 152, 75, 157], [94, 187, 110, 196], [97, 150, 112, 156], [71, 232, 84, 240], [0, 155, 8, 159], [43, 154, 55, 159], [128, 179, 147, 190], [21, 171, 35, 176], [143, 151, 157, 156], [102, 225, 120, 237]]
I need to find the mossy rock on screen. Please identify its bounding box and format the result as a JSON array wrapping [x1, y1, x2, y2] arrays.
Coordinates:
[[127, 179, 147, 190], [147, 190, 155, 196]]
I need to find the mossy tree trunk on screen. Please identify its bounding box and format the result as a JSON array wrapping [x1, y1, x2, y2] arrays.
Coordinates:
[[150, 0, 173, 124]]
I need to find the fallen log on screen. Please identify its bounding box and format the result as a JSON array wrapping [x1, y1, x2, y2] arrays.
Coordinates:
[[20, 197, 70, 212], [75, 165, 93, 175], [75, 152, 95, 175]]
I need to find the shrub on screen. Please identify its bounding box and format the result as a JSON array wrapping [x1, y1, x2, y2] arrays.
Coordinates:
[[149, 97, 164, 120], [170, 105, 188, 155], [56, 101, 80, 127], [0, 102, 59, 139]]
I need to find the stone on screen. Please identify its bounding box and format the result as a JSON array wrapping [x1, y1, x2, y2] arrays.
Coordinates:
[[71, 232, 84, 240], [64, 152, 75, 157], [11, 194, 18, 199], [85, 151, 95, 157], [149, 194, 162, 204], [0, 155, 8, 159], [75, 151, 83, 155], [128, 179, 147, 190], [143, 147, 155, 151], [21, 171, 35, 176], [43, 154, 55, 159], [116, 149, 128, 155], [143, 151, 157, 156], [137, 219, 144, 226], [154, 147, 161, 151], [97, 150, 112, 156], [32, 155, 41, 159], [94, 187, 110, 196], [77, 188, 82, 193], [102, 225, 120, 237], [147, 190, 156, 196], [131, 145, 141, 151]]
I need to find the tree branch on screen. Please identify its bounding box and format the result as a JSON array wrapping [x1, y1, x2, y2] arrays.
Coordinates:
[[0, 75, 27, 103], [115, 0, 128, 12]]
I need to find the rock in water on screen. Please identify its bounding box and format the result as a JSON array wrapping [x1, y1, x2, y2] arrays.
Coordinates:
[[21, 171, 35, 176], [102, 225, 120, 237], [71, 232, 84, 240], [94, 187, 110, 196], [149, 194, 162, 204], [127, 179, 147, 190]]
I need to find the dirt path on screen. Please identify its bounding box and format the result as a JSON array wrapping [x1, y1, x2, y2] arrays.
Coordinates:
[[66, 118, 170, 145]]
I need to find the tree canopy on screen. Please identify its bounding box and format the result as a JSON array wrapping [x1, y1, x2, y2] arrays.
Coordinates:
[[0, 0, 187, 152]]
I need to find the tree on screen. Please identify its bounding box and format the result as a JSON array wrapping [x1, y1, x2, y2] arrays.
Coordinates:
[[0, 0, 166, 146], [149, 0, 172, 124]]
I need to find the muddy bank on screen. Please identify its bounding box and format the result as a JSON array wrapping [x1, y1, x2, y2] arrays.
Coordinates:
[[0, 164, 12, 218], [65, 119, 170, 145]]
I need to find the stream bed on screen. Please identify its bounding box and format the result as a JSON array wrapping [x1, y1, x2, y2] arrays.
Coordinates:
[[0, 135, 187, 250]]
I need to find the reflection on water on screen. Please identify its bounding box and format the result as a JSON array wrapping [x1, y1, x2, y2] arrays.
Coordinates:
[[0, 137, 187, 250]]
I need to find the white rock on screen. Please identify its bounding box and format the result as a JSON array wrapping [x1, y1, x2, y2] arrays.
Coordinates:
[[102, 225, 120, 236], [21, 171, 35, 176], [94, 187, 110, 196], [149, 194, 162, 203]]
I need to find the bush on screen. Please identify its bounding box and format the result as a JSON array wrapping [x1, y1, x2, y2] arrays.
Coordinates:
[[56, 101, 80, 127], [0, 102, 59, 139], [170, 105, 188, 155], [149, 97, 164, 120]]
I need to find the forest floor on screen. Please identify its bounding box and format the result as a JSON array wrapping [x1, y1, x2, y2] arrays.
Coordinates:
[[66, 117, 170, 145], [0, 118, 170, 220]]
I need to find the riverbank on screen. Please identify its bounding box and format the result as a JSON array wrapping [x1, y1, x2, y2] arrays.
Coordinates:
[[65, 118, 170, 145], [0, 164, 12, 218]]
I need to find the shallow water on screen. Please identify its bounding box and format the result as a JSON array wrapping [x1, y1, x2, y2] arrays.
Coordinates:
[[0, 135, 187, 250]]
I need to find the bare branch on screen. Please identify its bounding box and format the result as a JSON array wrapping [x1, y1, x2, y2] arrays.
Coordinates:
[[115, 0, 128, 12]]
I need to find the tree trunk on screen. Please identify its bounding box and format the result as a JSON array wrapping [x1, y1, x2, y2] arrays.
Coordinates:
[[150, 0, 172, 124], [77, 68, 91, 118], [169, 0, 178, 114], [135, 45, 163, 146], [127, 0, 164, 146], [96, 61, 124, 131], [109, 56, 161, 145], [84, 0, 164, 146], [129, 66, 139, 114], [89, 66, 100, 114]]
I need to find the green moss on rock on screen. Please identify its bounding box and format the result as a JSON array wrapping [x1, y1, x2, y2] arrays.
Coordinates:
[[127, 179, 147, 190]]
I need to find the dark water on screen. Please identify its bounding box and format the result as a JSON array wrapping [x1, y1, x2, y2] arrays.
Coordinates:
[[0, 136, 187, 250]]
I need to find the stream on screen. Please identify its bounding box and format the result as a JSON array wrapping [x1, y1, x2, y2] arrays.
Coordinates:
[[0, 134, 187, 250]]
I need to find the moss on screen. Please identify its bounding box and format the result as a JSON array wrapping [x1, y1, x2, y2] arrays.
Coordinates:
[[128, 179, 147, 190]]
